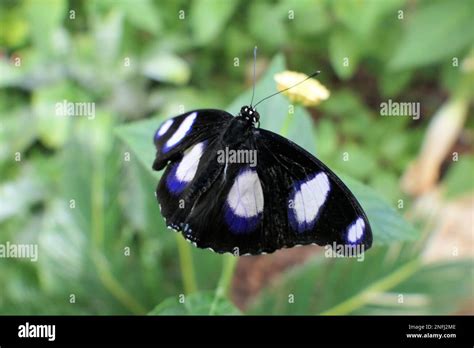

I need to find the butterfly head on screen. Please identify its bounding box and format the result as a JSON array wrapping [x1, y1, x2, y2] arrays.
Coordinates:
[[240, 105, 260, 126]]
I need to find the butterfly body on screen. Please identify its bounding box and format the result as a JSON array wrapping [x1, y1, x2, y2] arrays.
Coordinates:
[[153, 106, 372, 256]]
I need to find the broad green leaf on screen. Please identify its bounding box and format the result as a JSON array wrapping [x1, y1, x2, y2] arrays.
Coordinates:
[[249, 246, 473, 315], [335, 145, 377, 181], [93, 9, 123, 65], [0, 168, 45, 222], [442, 155, 474, 199], [389, 0, 474, 70], [0, 108, 37, 163], [116, 118, 159, 176], [120, 0, 161, 34], [25, 0, 66, 55], [0, 6, 29, 47], [248, 2, 287, 49], [365, 260, 474, 315], [370, 171, 403, 204], [141, 52, 191, 85], [190, 0, 238, 45], [149, 292, 240, 315], [342, 175, 419, 245], [332, 0, 405, 38], [37, 200, 87, 294], [379, 70, 413, 97], [329, 29, 360, 80], [0, 48, 67, 90], [315, 119, 337, 158], [278, 0, 330, 35], [32, 82, 74, 149]]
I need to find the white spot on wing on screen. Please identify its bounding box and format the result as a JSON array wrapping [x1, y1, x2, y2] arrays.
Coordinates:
[[165, 112, 197, 149], [176, 142, 204, 182], [157, 119, 173, 137], [347, 217, 365, 243], [293, 173, 330, 225], [227, 169, 264, 217]]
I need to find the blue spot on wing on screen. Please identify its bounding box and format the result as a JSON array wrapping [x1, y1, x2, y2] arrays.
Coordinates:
[[166, 164, 187, 195], [224, 203, 261, 235]]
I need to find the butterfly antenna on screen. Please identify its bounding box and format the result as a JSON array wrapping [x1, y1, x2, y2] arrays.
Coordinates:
[[250, 46, 258, 107], [253, 70, 321, 108]]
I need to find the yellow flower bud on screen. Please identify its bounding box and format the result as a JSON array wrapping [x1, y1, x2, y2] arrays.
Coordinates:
[[274, 71, 330, 106]]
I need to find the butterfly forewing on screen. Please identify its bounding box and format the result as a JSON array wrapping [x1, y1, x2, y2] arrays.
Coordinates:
[[255, 129, 372, 252], [153, 109, 232, 227], [153, 109, 233, 170]]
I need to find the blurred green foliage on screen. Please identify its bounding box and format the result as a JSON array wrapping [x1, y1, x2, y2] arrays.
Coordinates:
[[0, 0, 472, 315]]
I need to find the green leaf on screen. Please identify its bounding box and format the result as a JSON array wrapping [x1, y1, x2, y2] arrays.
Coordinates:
[[335, 145, 377, 181], [279, 0, 330, 35], [37, 200, 87, 295], [149, 292, 240, 315], [141, 52, 191, 85], [25, 0, 66, 55], [248, 2, 287, 49], [93, 9, 124, 65], [315, 119, 337, 158], [33, 82, 75, 149], [249, 246, 473, 315], [342, 175, 419, 245], [379, 70, 413, 97], [0, 168, 45, 222], [0, 6, 29, 47], [116, 118, 160, 177], [120, 0, 161, 34], [0, 108, 37, 163], [382, 260, 474, 315], [443, 155, 474, 199], [329, 29, 360, 80], [389, 0, 474, 70], [332, 0, 405, 38], [190, 0, 238, 45]]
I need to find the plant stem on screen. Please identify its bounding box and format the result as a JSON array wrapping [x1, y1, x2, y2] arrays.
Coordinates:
[[91, 159, 105, 248], [209, 254, 238, 315], [92, 250, 147, 314], [320, 259, 421, 315], [176, 234, 198, 294], [91, 158, 146, 314]]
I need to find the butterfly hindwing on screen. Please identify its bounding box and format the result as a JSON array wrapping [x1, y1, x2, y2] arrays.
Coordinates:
[[255, 128, 372, 251]]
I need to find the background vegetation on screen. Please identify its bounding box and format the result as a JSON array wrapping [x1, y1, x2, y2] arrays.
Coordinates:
[[0, 0, 472, 315]]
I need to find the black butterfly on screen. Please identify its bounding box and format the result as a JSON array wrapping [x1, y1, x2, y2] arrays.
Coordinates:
[[152, 47, 371, 256], [152, 101, 372, 255]]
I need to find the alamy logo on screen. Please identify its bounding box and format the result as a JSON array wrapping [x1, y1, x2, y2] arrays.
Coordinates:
[[18, 322, 56, 341], [380, 99, 420, 120], [217, 147, 257, 167], [324, 242, 365, 262], [0, 241, 38, 262], [55, 99, 95, 120]]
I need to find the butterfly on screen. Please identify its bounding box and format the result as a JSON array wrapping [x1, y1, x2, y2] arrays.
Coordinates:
[[152, 52, 372, 256]]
